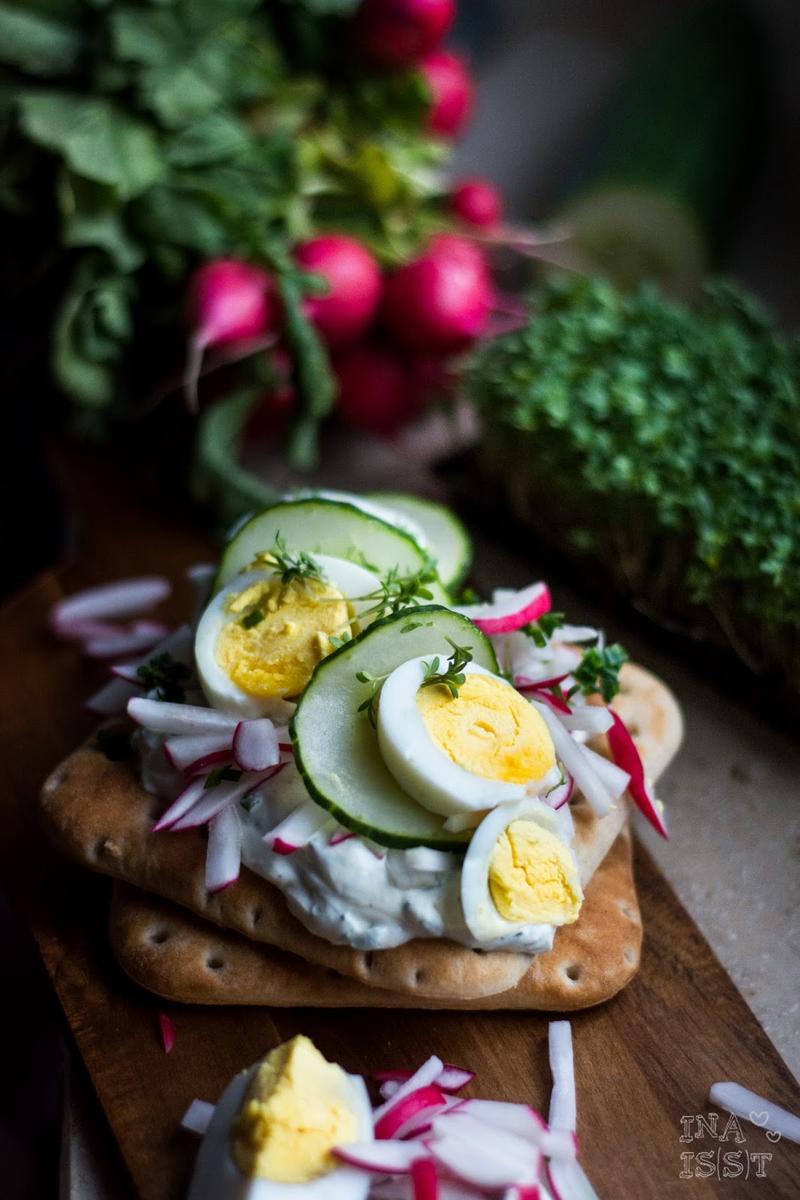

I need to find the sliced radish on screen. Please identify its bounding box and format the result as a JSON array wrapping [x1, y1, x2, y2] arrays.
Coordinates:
[[457, 582, 551, 636], [373, 1057, 444, 1126], [530, 688, 572, 717], [264, 804, 332, 854], [163, 732, 233, 772], [50, 576, 171, 630], [205, 804, 242, 892], [427, 1132, 537, 1191], [580, 745, 631, 797], [152, 776, 208, 832], [329, 828, 355, 846], [183, 749, 235, 777], [380, 1079, 403, 1100], [544, 776, 574, 811], [411, 1157, 439, 1200], [434, 1065, 476, 1092], [111, 661, 147, 685], [709, 1082, 800, 1144], [86, 675, 140, 717], [504, 1188, 540, 1200], [431, 1113, 542, 1178], [530, 702, 619, 818], [548, 1021, 576, 1134], [158, 1012, 176, 1053], [232, 718, 279, 772], [128, 698, 238, 737], [375, 1085, 448, 1140], [607, 710, 669, 839], [448, 1100, 546, 1143], [559, 707, 613, 736], [168, 773, 256, 831], [180, 1099, 215, 1136], [405, 848, 455, 875], [333, 1139, 425, 1174], [84, 621, 170, 660], [546, 1158, 599, 1200], [515, 672, 571, 695], [54, 617, 123, 644]]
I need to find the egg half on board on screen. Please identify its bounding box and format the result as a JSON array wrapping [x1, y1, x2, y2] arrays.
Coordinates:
[[195, 555, 382, 717], [188, 1036, 373, 1200]]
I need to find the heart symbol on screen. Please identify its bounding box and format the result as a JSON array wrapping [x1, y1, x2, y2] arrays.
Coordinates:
[[766, 1130, 782, 1143], [749, 1111, 769, 1127]]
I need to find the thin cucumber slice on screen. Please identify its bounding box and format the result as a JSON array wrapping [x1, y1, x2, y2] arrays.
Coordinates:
[[368, 492, 473, 590], [286, 488, 430, 551], [291, 606, 498, 849], [214, 499, 431, 592]]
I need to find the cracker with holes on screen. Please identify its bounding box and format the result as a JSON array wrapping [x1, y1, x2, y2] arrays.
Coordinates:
[[41, 495, 683, 1007]]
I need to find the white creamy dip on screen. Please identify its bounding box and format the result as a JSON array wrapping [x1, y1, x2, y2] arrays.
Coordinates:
[[137, 726, 573, 954]]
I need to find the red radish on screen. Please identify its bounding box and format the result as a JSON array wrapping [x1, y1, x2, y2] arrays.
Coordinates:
[[295, 235, 381, 348], [151, 777, 208, 832], [163, 732, 233, 773], [355, 0, 455, 69], [382, 235, 492, 352], [515, 672, 570, 695], [110, 662, 146, 684], [128, 697, 239, 737], [334, 1140, 426, 1174], [334, 343, 423, 436], [545, 775, 574, 811], [607, 710, 669, 838], [419, 51, 474, 138], [158, 1012, 176, 1054], [84, 621, 169, 661], [411, 1156, 439, 1200], [546, 1158, 599, 1200], [182, 748, 232, 778], [184, 259, 278, 411], [206, 804, 242, 892], [49, 576, 171, 633], [263, 803, 331, 853], [167, 765, 282, 833], [457, 581, 551, 635], [329, 829, 355, 846], [376, 1065, 475, 1093], [450, 179, 502, 229], [373, 1057, 444, 1125], [426, 1132, 537, 1191], [232, 718, 279, 773], [548, 1021, 576, 1133], [375, 1085, 448, 1139]]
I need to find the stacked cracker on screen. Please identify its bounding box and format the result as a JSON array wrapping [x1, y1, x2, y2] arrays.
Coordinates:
[[39, 663, 682, 1010]]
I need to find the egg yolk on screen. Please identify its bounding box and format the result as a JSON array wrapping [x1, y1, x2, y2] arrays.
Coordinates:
[[416, 674, 556, 783], [216, 578, 350, 699], [489, 820, 583, 926], [231, 1035, 359, 1182]]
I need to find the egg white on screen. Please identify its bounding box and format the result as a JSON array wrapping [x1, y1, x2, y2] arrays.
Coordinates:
[[187, 1062, 373, 1200], [460, 797, 578, 948], [377, 658, 558, 817], [195, 556, 382, 717]]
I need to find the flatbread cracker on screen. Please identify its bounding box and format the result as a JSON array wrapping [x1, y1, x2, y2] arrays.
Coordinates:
[[109, 827, 641, 1010], [40, 662, 681, 1002]]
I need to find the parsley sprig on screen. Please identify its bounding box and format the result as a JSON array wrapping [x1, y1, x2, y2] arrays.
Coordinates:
[[357, 561, 437, 622], [522, 612, 565, 648], [355, 669, 390, 728], [420, 638, 474, 698], [136, 652, 192, 703], [255, 533, 324, 588], [569, 644, 628, 703]]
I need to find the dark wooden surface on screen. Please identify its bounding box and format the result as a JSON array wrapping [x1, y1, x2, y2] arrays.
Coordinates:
[[2, 450, 798, 1200]]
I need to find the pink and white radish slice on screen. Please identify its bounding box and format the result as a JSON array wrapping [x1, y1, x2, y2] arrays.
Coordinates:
[[128, 698, 239, 737], [86, 675, 141, 717], [232, 718, 279, 772], [205, 803, 242, 892], [84, 620, 170, 660], [530, 700, 624, 820], [456, 582, 551, 636], [164, 731, 233, 773], [607, 710, 669, 839], [374, 1085, 448, 1140], [548, 1021, 576, 1134], [334, 1139, 426, 1174], [50, 576, 171, 634], [373, 1058, 445, 1129], [264, 802, 333, 855]]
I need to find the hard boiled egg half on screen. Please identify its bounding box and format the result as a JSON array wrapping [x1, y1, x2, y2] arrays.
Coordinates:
[[461, 798, 583, 950], [377, 658, 559, 816], [188, 1035, 373, 1200], [195, 555, 381, 717]]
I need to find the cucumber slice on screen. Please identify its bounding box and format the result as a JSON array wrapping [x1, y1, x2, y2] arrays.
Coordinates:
[[214, 498, 431, 592], [291, 606, 498, 849], [368, 492, 473, 590], [286, 488, 430, 551]]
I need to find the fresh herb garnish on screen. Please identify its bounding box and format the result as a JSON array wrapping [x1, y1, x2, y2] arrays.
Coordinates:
[[204, 766, 243, 790], [420, 638, 474, 699], [358, 561, 437, 621], [241, 608, 265, 630], [400, 619, 434, 633], [355, 669, 390, 728], [329, 631, 352, 649], [522, 612, 566, 648], [136, 652, 192, 703], [259, 533, 324, 588], [569, 643, 628, 703]]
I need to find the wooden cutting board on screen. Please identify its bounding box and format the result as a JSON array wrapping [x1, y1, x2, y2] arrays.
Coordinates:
[[2, 450, 798, 1200]]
